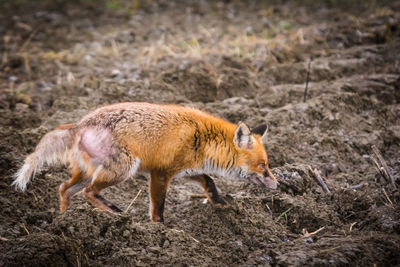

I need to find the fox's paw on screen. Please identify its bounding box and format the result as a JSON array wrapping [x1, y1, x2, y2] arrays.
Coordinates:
[[212, 197, 228, 208], [96, 195, 122, 213]]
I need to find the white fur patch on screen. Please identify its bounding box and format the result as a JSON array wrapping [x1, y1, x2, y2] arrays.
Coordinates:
[[148, 178, 153, 220], [73, 145, 88, 172], [12, 155, 37, 191], [127, 158, 141, 178], [91, 165, 103, 184], [174, 159, 249, 180]]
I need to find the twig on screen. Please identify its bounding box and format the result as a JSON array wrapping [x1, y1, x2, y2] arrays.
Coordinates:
[[371, 156, 383, 182], [349, 222, 357, 232], [111, 39, 120, 58], [303, 60, 311, 102], [124, 189, 142, 213], [23, 54, 31, 76], [16, 22, 32, 31], [22, 223, 30, 235], [2, 35, 10, 66], [83, 254, 90, 266], [31, 191, 38, 202], [171, 229, 200, 243], [265, 203, 273, 215], [1, 50, 7, 66], [302, 226, 325, 238], [309, 166, 331, 194], [254, 92, 261, 108], [61, 232, 67, 241], [240, 206, 257, 225], [382, 188, 393, 205], [18, 29, 38, 54], [371, 145, 396, 189], [0, 236, 9, 241]]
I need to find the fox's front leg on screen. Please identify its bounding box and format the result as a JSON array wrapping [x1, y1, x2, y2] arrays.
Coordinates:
[[149, 172, 171, 222], [187, 175, 227, 207]]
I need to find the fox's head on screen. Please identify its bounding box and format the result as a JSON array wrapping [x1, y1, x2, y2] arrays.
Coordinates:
[[233, 122, 279, 190]]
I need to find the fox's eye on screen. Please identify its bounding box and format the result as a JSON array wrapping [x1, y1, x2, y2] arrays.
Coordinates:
[[259, 163, 266, 169]]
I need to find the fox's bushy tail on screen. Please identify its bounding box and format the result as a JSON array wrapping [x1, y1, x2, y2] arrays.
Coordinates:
[[12, 124, 76, 191]]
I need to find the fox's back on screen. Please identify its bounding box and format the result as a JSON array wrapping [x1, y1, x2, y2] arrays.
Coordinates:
[[79, 102, 224, 139], [77, 102, 236, 170]]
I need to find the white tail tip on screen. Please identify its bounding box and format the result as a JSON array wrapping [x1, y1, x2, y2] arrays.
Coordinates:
[[12, 156, 37, 191]]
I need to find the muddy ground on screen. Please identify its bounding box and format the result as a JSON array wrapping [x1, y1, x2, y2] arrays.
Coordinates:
[[0, 0, 400, 266]]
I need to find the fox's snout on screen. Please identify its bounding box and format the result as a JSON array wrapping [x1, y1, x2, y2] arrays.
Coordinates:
[[250, 173, 279, 190], [249, 167, 279, 190], [261, 175, 279, 190], [265, 166, 279, 189]]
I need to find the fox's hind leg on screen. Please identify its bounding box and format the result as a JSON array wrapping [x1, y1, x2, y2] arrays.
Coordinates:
[[83, 157, 140, 214], [59, 162, 90, 212], [187, 175, 227, 206], [77, 127, 141, 214], [83, 169, 123, 214]]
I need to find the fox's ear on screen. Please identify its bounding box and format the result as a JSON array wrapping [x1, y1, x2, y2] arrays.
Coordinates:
[[234, 122, 254, 149], [251, 123, 268, 144]]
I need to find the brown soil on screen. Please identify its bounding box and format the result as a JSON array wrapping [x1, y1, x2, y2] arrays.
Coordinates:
[[1, 0, 400, 266]]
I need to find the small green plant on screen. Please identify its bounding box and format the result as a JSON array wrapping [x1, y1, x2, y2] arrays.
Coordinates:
[[277, 206, 293, 221], [106, 0, 138, 17], [279, 21, 293, 30], [106, 0, 121, 10]]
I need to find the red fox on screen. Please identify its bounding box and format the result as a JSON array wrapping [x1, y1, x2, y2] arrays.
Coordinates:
[[12, 102, 278, 222]]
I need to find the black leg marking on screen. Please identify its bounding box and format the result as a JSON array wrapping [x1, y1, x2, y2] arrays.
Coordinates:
[[204, 175, 227, 206], [96, 195, 122, 213]]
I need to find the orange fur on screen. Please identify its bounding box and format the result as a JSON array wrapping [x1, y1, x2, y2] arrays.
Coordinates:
[[13, 102, 278, 222]]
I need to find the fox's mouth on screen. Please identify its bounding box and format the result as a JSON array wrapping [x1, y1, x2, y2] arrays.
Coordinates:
[[250, 174, 279, 190]]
